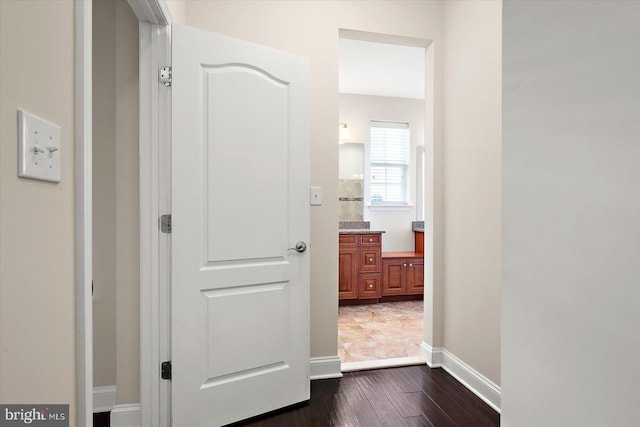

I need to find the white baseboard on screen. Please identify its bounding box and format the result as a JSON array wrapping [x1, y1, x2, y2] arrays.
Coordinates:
[[93, 385, 116, 413], [341, 356, 425, 372], [110, 403, 141, 427], [420, 342, 500, 413], [420, 341, 443, 367], [310, 356, 343, 380]]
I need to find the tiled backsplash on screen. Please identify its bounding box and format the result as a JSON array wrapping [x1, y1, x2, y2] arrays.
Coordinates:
[[412, 221, 425, 230], [339, 221, 370, 230], [339, 179, 364, 221]]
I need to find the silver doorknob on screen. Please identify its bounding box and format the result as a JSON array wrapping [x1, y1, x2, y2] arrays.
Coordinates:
[[288, 241, 307, 253]]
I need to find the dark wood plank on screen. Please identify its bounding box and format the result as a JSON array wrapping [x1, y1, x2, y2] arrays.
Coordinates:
[[399, 366, 488, 427], [339, 375, 386, 427], [326, 392, 361, 427], [429, 367, 500, 425], [403, 414, 435, 427], [233, 366, 499, 427], [369, 369, 424, 418], [93, 412, 110, 427], [404, 392, 457, 427], [352, 371, 412, 426]]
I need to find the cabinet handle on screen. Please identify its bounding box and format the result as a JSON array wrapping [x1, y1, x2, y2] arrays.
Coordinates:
[[404, 263, 407, 267], [409, 263, 413, 267], [369, 258, 373, 262], [368, 284, 374, 289], [369, 238, 373, 242]]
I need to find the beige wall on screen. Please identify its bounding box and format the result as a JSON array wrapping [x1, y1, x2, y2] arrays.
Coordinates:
[[502, 1, 640, 424], [0, 1, 504, 417], [114, 0, 140, 405], [186, 0, 445, 358], [93, 0, 118, 389], [441, 1, 502, 384], [166, 0, 186, 24], [92, 0, 140, 403], [339, 93, 425, 252], [0, 0, 76, 424]]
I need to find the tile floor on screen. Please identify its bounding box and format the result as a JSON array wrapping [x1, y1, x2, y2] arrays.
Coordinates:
[[338, 300, 424, 363]]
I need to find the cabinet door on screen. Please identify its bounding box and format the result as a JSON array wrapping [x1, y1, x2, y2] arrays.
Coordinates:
[[358, 273, 382, 299], [359, 247, 382, 273], [382, 259, 406, 295], [339, 247, 358, 299], [407, 258, 424, 294]]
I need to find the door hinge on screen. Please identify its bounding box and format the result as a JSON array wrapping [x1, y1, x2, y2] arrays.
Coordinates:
[[159, 66, 172, 86], [161, 361, 172, 380], [160, 214, 172, 233]]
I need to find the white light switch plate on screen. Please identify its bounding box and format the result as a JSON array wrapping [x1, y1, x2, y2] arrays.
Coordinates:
[[18, 109, 61, 183], [310, 186, 322, 206]]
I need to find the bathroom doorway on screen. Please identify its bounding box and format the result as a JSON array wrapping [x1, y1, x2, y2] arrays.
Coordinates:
[[337, 30, 432, 371]]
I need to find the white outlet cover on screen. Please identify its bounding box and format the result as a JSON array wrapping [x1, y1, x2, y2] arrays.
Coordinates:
[[310, 186, 322, 206], [18, 109, 61, 183]]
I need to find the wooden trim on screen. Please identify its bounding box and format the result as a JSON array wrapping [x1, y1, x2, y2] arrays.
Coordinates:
[[127, 0, 172, 25], [74, 1, 93, 424], [93, 386, 117, 413], [440, 349, 501, 413], [420, 343, 501, 413], [111, 404, 142, 427], [310, 357, 343, 380], [382, 251, 424, 259], [139, 19, 172, 427]]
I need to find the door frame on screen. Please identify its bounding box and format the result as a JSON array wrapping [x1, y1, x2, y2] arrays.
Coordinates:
[[75, 1, 92, 425], [137, 13, 172, 427], [77, 2, 438, 425], [74, 0, 172, 425]]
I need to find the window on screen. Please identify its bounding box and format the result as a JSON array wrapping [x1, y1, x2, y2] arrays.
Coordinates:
[[370, 121, 410, 204]]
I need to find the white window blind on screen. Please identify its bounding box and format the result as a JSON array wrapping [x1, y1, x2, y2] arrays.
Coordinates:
[[370, 121, 410, 204]]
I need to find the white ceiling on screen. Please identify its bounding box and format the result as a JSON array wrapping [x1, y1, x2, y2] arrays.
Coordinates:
[[339, 38, 425, 100]]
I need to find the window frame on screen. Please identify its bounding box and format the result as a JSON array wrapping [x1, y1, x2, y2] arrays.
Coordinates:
[[368, 120, 411, 207]]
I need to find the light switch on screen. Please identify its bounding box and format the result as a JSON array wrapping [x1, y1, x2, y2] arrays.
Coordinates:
[[18, 109, 61, 183], [310, 186, 322, 206]]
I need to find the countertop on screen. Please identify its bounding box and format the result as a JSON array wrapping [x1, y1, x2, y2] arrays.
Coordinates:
[[339, 229, 386, 235], [413, 228, 424, 233]]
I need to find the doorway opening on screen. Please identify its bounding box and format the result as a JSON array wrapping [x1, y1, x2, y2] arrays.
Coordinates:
[[337, 30, 432, 371], [91, 0, 140, 422]]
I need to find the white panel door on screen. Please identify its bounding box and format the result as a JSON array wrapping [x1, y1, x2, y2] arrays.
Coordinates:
[[171, 24, 310, 426]]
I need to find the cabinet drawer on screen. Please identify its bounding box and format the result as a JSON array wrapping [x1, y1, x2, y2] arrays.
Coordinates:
[[359, 247, 382, 273], [359, 234, 381, 246], [339, 234, 358, 247], [358, 274, 382, 299]]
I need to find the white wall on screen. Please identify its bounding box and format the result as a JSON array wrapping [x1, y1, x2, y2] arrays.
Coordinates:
[[339, 93, 425, 252], [502, 1, 640, 425], [0, 0, 76, 423], [442, 0, 502, 385]]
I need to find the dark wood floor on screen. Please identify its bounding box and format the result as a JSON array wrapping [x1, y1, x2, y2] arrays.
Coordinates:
[[95, 365, 499, 427], [93, 411, 110, 427], [235, 365, 499, 427]]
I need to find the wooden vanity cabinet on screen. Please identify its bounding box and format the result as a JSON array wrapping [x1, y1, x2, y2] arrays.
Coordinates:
[[382, 255, 424, 296], [339, 233, 382, 301], [338, 246, 358, 299]]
